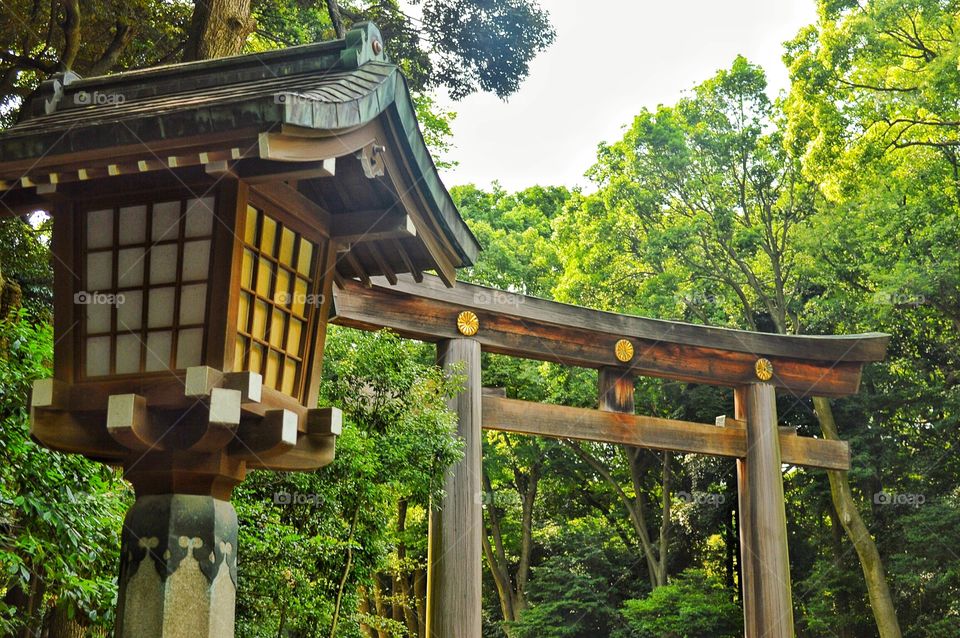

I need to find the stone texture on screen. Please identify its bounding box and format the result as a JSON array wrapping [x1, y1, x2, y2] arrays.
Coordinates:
[[116, 494, 237, 638]]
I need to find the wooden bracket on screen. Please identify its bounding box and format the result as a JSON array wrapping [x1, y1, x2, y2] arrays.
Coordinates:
[[107, 394, 161, 452], [188, 388, 242, 453], [185, 366, 262, 403], [245, 407, 342, 471], [31, 378, 69, 410], [231, 409, 299, 460]]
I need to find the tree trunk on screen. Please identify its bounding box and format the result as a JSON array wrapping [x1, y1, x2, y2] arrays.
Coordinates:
[[325, 0, 347, 38], [183, 0, 255, 62], [59, 0, 82, 71], [357, 587, 374, 637], [813, 396, 902, 638], [329, 505, 360, 638], [43, 601, 86, 638], [372, 576, 389, 638], [829, 506, 854, 638], [394, 500, 419, 637], [413, 568, 427, 638]]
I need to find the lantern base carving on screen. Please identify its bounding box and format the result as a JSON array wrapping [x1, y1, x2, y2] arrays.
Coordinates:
[[115, 494, 238, 638]]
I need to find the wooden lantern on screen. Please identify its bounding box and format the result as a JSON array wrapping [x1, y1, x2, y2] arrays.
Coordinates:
[[0, 21, 480, 498]]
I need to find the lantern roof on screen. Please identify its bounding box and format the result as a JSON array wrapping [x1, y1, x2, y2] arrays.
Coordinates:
[[0, 22, 479, 285]]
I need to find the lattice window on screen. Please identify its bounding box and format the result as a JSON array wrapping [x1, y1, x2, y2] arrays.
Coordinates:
[[81, 197, 215, 378], [234, 205, 317, 398]]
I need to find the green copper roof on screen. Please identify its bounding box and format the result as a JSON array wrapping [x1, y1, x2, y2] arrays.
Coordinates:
[[0, 22, 479, 265]]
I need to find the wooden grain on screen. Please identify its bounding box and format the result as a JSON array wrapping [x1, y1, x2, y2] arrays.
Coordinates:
[[736, 385, 795, 638], [427, 339, 482, 637], [481, 396, 849, 471], [598, 367, 635, 413], [330, 208, 414, 244], [331, 275, 889, 397], [230, 409, 298, 460]]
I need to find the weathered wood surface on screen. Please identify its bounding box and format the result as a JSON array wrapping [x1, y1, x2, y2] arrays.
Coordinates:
[[481, 396, 850, 471], [427, 339, 482, 637], [736, 385, 795, 638], [331, 274, 889, 397], [598, 366, 636, 413]]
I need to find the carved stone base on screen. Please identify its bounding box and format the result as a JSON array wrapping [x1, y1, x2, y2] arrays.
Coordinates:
[[115, 495, 238, 638]]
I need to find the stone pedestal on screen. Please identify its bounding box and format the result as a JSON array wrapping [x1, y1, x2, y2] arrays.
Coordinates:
[[115, 494, 238, 638]]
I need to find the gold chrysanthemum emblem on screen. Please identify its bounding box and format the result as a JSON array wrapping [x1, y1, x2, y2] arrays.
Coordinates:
[[614, 339, 634, 362], [755, 358, 774, 381], [456, 311, 479, 336]]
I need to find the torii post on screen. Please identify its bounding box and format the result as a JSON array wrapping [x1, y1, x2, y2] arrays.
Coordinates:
[[332, 274, 889, 638]]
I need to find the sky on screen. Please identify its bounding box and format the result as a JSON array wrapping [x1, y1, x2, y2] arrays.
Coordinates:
[[434, 0, 818, 191]]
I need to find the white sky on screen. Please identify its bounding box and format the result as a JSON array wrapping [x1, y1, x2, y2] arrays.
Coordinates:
[[434, 0, 817, 191]]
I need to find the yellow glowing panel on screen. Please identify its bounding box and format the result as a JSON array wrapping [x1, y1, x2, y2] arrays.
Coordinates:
[[292, 278, 308, 316], [265, 351, 281, 388], [252, 300, 268, 337], [234, 338, 246, 370], [269, 309, 285, 349], [244, 206, 259, 243], [275, 269, 291, 307], [241, 249, 255, 289], [249, 343, 264, 372], [296, 239, 313, 276], [238, 292, 251, 331], [256, 257, 273, 296], [287, 319, 302, 356], [282, 360, 297, 395], [260, 216, 277, 255], [279, 228, 296, 265]]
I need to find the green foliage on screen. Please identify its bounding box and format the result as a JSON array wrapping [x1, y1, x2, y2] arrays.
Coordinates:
[[616, 569, 742, 638], [420, 0, 555, 99], [508, 547, 624, 638], [453, 183, 569, 297], [235, 328, 462, 637], [0, 313, 129, 635]]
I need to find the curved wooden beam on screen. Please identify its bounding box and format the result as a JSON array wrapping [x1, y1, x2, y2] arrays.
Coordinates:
[[331, 274, 890, 398]]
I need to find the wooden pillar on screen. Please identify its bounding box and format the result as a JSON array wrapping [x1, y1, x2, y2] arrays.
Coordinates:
[[735, 384, 795, 638], [598, 366, 635, 414], [427, 338, 482, 637]]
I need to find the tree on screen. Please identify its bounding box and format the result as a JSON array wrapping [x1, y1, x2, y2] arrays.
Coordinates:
[[0, 0, 555, 127], [616, 569, 742, 638], [233, 327, 463, 637], [0, 313, 129, 637], [557, 57, 903, 635]]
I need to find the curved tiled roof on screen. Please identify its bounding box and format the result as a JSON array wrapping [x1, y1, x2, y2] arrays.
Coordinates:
[[0, 22, 480, 269]]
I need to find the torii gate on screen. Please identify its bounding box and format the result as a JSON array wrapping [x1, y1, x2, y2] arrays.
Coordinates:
[[332, 273, 889, 638]]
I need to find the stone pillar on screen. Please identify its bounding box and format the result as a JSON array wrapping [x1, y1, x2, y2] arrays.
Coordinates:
[[115, 494, 238, 638], [735, 384, 795, 638], [427, 338, 482, 637]]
